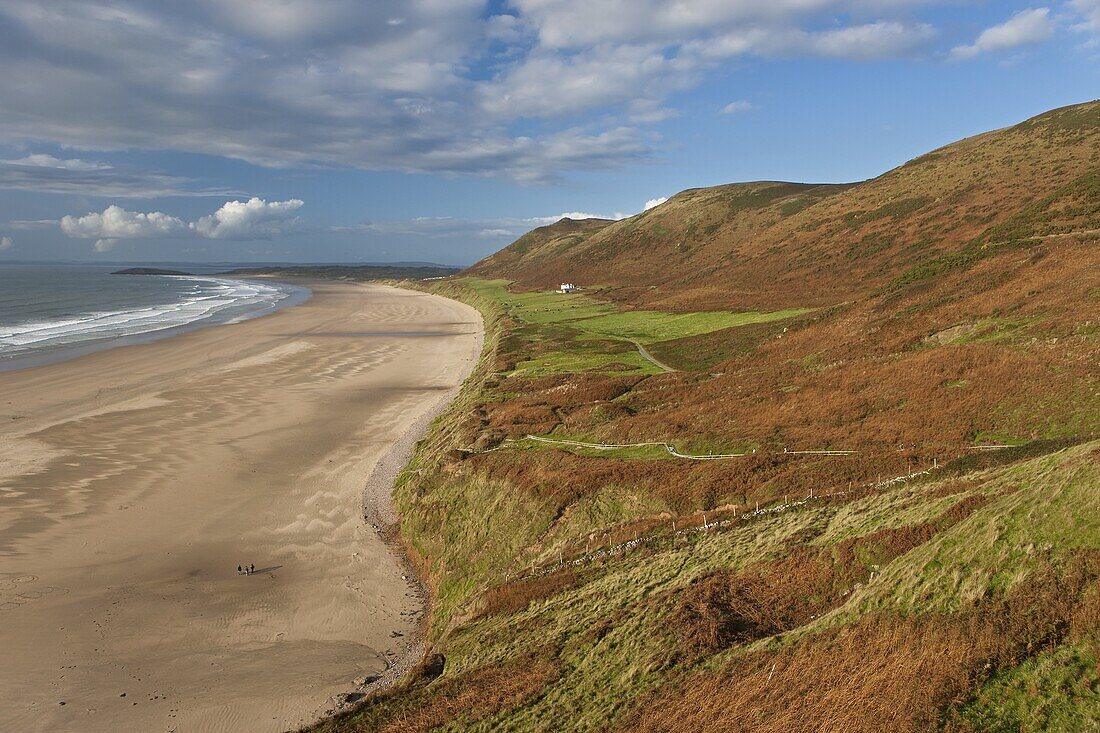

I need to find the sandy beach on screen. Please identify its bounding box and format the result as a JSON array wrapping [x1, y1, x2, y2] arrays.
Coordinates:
[[0, 281, 483, 732]]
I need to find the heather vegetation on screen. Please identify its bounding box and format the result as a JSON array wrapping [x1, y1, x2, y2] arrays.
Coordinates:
[[310, 102, 1099, 731]]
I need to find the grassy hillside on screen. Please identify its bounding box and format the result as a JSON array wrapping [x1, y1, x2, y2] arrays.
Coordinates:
[[309, 102, 1099, 731], [470, 101, 1099, 312]]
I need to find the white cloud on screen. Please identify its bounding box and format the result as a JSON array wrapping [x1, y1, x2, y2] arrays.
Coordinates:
[[950, 8, 1054, 61], [808, 21, 936, 60], [720, 100, 755, 115], [60, 205, 187, 239], [1071, 0, 1100, 33], [1, 154, 107, 172], [478, 44, 695, 120], [644, 197, 668, 210], [192, 198, 304, 239], [57, 198, 304, 246], [0, 236, 13, 251]]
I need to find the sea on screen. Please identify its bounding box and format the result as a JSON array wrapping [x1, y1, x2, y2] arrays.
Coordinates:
[[0, 264, 310, 371]]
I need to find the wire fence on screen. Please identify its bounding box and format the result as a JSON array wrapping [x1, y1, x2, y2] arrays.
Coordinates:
[[468, 434, 859, 461]]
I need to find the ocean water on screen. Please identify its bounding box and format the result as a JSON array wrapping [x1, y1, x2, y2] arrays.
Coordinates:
[[0, 264, 310, 370]]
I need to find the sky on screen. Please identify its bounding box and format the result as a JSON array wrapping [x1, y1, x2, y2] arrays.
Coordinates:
[[0, 0, 1096, 266]]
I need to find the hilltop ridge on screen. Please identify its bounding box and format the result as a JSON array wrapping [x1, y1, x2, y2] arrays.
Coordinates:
[[471, 100, 1099, 311]]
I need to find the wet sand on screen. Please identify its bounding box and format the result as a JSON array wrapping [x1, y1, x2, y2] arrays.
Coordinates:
[[0, 282, 482, 732]]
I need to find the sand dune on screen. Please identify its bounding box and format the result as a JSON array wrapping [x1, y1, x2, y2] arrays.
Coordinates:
[[0, 282, 483, 732]]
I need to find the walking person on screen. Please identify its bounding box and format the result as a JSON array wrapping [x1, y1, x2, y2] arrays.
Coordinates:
[[237, 564, 242, 575], [250, 563, 255, 575]]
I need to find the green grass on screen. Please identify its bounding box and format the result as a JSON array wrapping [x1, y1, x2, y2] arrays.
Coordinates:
[[952, 317, 1037, 345], [572, 308, 812, 344], [511, 348, 661, 377], [954, 643, 1100, 732], [435, 502, 841, 729], [847, 443, 1100, 614], [973, 430, 1028, 446], [392, 445, 1097, 729]]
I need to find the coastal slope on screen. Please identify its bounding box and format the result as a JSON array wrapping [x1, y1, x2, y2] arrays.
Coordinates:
[[313, 101, 1099, 731]]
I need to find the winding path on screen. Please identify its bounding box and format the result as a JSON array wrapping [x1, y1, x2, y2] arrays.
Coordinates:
[[629, 338, 677, 373]]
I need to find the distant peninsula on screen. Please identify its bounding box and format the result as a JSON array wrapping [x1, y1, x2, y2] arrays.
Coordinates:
[[112, 267, 194, 276]]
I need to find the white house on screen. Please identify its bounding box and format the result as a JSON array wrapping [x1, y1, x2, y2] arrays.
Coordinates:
[[559, 283, 579, 293]]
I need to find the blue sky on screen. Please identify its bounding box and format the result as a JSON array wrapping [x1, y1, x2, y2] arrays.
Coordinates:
[[0, 0, 1096, 265]]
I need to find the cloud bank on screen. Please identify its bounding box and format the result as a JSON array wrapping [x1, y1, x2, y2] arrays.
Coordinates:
[[0, 0, 1016, 183]]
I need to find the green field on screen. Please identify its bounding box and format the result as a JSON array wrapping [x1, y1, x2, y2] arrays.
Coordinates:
[[464, 278, 810, 375], [575, 308, 811, 344], [511, 349, 662, 377]]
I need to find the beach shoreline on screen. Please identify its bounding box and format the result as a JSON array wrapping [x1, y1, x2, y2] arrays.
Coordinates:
[[0, 272, 311, 374], [0, 280, 482, 732]]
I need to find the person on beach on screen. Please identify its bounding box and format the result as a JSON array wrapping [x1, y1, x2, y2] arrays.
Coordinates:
[[250, 563, 255, 575], [237, 564, 242, 575]]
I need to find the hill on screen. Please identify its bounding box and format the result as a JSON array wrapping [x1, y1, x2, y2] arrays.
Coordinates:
[[471, 101, 1098, 312], [309, 102, 1099, 731]]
